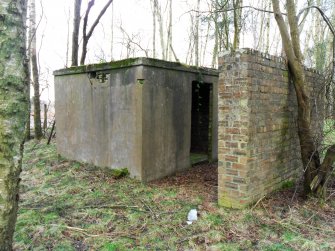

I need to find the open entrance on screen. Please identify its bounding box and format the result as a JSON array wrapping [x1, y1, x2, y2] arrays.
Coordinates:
[[190, 81, 213, 165]]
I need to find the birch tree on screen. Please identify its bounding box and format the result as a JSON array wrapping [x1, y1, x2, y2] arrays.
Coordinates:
[[232, 0, 242, 50], [154, 0, 166, 60], [150, 0, 157, 58], [0, 0, 29, 248], [195, 0, 200, 66], [29, 0, 42, 139]]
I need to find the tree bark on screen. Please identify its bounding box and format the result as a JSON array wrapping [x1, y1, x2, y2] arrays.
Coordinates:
[[65, 6, 71, 67], [211, 2, 219, 67], [166, 0, 173, 60], [151, 0, 156, 58], [154, 0, 166, 60], [43, 103, 47, 134], [195, 0, 200, 66], [25, 0, 31, 140], [71, 0, 82, 67], [233, 0, 243, 50], [0, 0, 29, 249], [29, 0, 42, 140]]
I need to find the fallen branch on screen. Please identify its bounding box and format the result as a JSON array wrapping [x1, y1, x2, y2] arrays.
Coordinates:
[[47, 120, 55, 145], [176, 232, 206, 244], [83, 204, 147, 212], [251, 196, 265, 210], [140, 199, 157, 219], [50, 224, 137, 240]]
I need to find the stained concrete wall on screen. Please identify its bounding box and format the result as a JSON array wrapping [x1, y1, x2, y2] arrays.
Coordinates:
[[54, 58, 218, 182], [217, 49, 324, 208]]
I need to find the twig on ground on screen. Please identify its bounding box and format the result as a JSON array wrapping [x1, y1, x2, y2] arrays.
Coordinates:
[[326, 191, 335, 201], [251, 196, 265, 210], [176, 233, 205, 244], [140, 199, 157, 219], [82, 204, 147, 213], [50, 224, 137, 240], [261, 201, 270, 216]]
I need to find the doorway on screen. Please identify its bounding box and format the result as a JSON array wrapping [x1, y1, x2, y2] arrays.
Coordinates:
[[190, 81, 212, 165]]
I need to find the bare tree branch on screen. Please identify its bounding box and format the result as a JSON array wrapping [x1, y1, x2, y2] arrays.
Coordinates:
[[80, 0, 114, 65]]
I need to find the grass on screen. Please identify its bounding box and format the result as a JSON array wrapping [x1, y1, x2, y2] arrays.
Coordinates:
[[14, 140, 335, 250], [190, 152, 208, 165]]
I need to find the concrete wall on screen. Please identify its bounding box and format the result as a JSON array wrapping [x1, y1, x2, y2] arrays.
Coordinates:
[[141, 66, 218, 181], [217, 49, 324, 208], [54, 58, 218, 182], [55, 67, 144, 178]]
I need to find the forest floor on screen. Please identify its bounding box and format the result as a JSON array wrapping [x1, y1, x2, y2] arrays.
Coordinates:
[[14, 140, 335, 251]]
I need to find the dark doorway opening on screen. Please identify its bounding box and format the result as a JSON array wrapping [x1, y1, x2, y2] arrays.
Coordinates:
[[190, 81, 212, 165]]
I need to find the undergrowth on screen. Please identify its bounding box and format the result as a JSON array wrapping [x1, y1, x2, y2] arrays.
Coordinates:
[[14, 140, 335, 250]]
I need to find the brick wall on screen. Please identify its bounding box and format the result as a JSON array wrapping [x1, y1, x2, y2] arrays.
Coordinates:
[[218, 49, 324, 208]]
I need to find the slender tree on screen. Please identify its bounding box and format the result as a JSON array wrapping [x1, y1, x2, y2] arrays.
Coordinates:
[[195, 0, 200, 66], [71, 0, 82, 66], [154, 0, 166, 60], [29, 0, 42, 139], [25, 1, 31, 140], [232, 0, 242, 50], [166, 0, 173, 60], [0, 0, 29, 248], [150, 0, 156, 58]]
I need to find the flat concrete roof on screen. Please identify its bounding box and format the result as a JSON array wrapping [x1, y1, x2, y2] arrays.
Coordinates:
[[54, 57, 220, 77]]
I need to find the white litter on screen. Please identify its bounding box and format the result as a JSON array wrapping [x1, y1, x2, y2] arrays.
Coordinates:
[[186, 209, 198, 225]]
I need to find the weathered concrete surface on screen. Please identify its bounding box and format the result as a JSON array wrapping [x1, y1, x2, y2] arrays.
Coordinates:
[[54, 58, 218, 181]]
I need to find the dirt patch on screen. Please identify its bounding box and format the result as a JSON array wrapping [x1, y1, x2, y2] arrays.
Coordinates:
[[151, 162, 218, 208]]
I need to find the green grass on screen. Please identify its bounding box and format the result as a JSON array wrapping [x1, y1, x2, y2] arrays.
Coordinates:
[[13, 140, 335, 250], [190, 152, 208, 165]]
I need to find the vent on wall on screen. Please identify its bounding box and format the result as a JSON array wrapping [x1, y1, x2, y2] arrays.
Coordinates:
[[88, 72, 109, 84]]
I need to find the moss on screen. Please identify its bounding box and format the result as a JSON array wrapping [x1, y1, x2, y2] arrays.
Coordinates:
[[282, 70, 289, 79], [110, 168, 129, 179], [55, 58, 141, 76], [281, 180, 295, 189], [54, 57, 219, 77], [108, 58, 139, 68], [218, 196, 247, 209]]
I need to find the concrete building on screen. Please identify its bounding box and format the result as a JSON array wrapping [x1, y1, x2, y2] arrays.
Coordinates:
[[54, 50, 323, 208], [54, 58, 219, 182]]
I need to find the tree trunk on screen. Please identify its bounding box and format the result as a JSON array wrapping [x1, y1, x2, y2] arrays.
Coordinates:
[[272, 0, 335, 196], [110, 1, 114, 60], [265, 1, 271, 53], [25, 80, 31, 140], [65, 6, 71, 67], [233, 0, 243, 50], [25, 0, 31, 140], [0, 0, 29, 249], [195, 0, 200, 66], [29, 0, 42, 140], [43, 103, 47, 134], [211, 4, 219, 67], [154, 0, 166, 60], [166, 0, 173, 60], [151, 0, 156, 58], [71, 0, 82, 67]]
